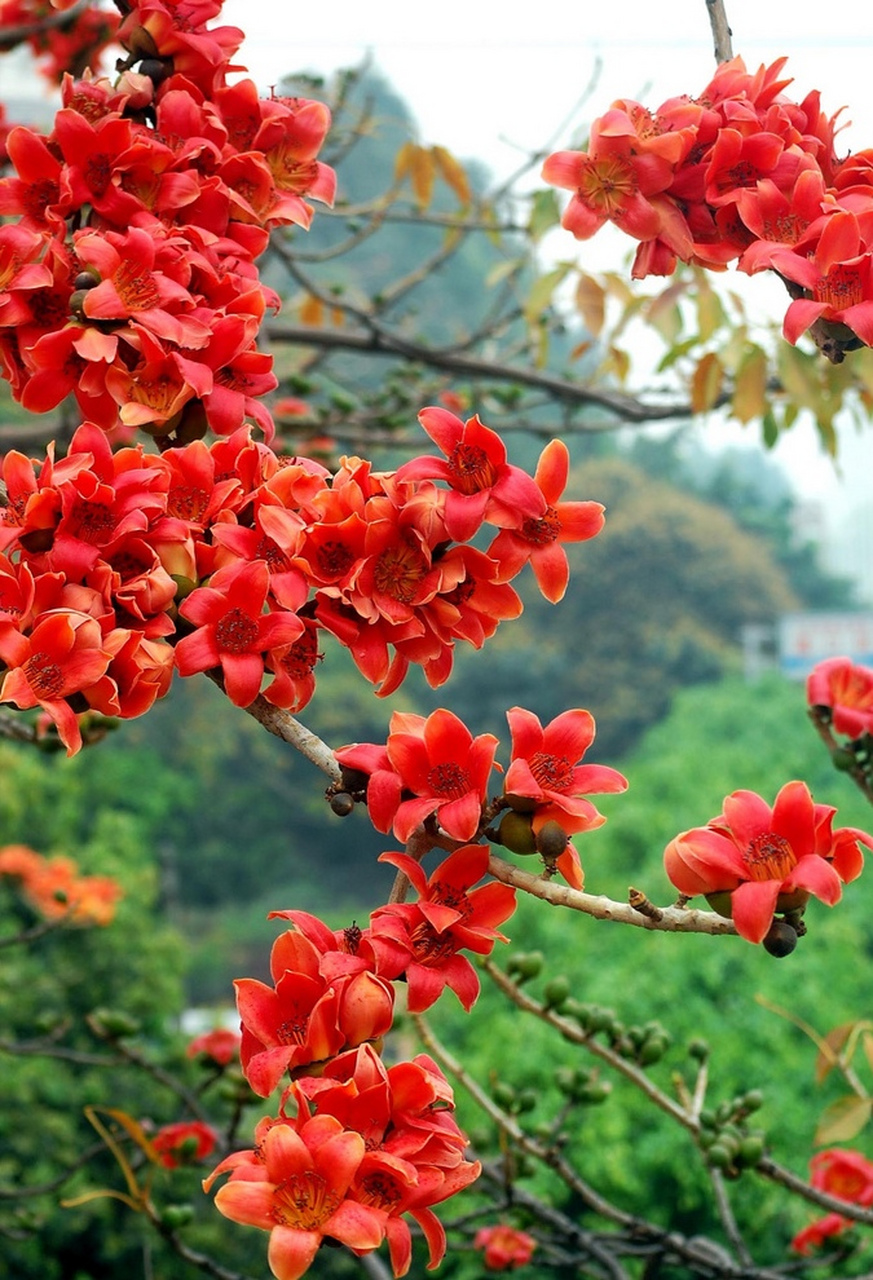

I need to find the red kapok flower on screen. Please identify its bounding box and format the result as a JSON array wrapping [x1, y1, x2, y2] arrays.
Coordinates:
[[474, 1224, 538, 1271], [175, 560, 303, 707], [504, 706, 628, 833], [807, 656, 873, 738], [370, 843, 516, 1013], [487, 440, 605, 604], [792, 1148, 873, 1253], [664, 781, 872, 944], [395, 408, 545, 542], [152, 1120, 218, 1168], [187, 1027, 241, 1067], [208, 1116, 383, 1280]]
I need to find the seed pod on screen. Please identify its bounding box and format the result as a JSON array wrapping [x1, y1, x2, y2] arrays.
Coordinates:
[[762, 919, 798, 958], [329, 791, 354, 817]]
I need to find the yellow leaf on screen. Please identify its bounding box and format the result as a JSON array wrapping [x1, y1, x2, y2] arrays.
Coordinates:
[[731, 346, 768, 424], [814, 1095, 872, 1146], [299, 295, 324, 327], [696, 280, 725, 342], [570, 340, 593, 360], [409, 145, 435, 209], [393, 140, 415, 182], [523, 264, 571, 325], [485, 258, 524, 288], [575, 272, 605, 338], [432, 145, 470, 205], [690, 352, 723, 413], [607, 345, 630, 384], [646, 283, 686, 344]]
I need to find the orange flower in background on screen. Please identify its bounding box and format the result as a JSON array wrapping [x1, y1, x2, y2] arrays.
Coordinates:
[[0, 843, 122, 925], [807, 656, 873, 738], [475, 1224, 537, 1271]]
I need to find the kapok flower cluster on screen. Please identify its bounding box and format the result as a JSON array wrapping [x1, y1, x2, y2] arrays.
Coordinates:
[[0, 414, 602, 752], [0, 0, 334, 443], [0, 841, 121, 925], [337, 705, 627, 891], [543, 55, 873, 350], [211, 847, 508, 1276], [808, 655, 873, 740], [206, 1043, 480, 1279]]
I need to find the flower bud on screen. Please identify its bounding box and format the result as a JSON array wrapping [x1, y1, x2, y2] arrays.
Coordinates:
[[542, 976, 571, 1010], [160, 1204, 194, 1230], [762, 919, 798, 958], [535, 820, 568, 861], [329, 792, 355, 817], [497, 810, 537, 855]]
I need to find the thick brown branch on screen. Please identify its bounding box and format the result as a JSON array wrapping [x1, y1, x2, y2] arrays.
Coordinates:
[[265, 321, 696, 424], [488, 854, 738, 936], [0, 0, 89, 46]]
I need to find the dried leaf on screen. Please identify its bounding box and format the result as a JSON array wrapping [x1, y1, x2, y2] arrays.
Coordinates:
[[432, 145, 471, 205], [485, 257, 524, 289], [575, 272, 606, 338], [409, 145, 436, 209], [815, 1022, 857, 1085], [690, 351, 723, 413], [732, 346, 768, 424], [299, 295, 324, 327], [393, 140, 415, 182], [814, 1095, 872, 1147], [607, 345, 630, 384]]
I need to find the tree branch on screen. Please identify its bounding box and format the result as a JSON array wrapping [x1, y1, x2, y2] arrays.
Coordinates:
[[265, 321, 697, 424], [487, 854, 738, 936], [706, 0, 734, 63]]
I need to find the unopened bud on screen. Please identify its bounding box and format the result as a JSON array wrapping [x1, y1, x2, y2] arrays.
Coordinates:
[[496, 810, 536, 855], [535, 820, 568, 861], [329, 791, 354, 817], [762, 919, 798, 958]]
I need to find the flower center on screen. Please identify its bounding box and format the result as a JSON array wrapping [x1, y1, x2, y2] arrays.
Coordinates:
[[409, 921, 458, 966], [815, 264, 864, 310], [448, 442, 496, 494], [357, 1171, 404, 1210], [23, 651, 63, 699], [529, 750, 574, 792], [373, 543, 427, 603], [68, 499, 115, 544], [578, 155, 638, 216], [215, 608, 259, 653], [278, 630, 321, 679], [168, 484, 210, 521], [426, 761, 470, 798], [271, 1172, 338, 1229], [743, 832, 796, 883], [520, 507, 560, 547], [430, 881, 473, 917], [114, 261, 160, 312], [276, 1016, 309, 1045], [315, 539, 355, 580]]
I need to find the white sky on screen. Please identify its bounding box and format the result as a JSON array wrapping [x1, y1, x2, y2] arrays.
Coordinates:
[[4, 0, 873, 593]]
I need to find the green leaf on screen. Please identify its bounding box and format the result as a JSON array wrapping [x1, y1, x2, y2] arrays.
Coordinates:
[[528, 189, 561, 242]]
